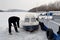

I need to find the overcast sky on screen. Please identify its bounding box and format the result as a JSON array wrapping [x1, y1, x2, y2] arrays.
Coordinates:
[[0, 0, 60, 11]]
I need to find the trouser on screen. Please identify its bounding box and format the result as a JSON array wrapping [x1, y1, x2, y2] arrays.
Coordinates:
[[16, 21, 20, 28], [9, 22, 18, 34]]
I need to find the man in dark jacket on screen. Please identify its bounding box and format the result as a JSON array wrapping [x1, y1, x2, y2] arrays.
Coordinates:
[[8, 16, 20, 35]]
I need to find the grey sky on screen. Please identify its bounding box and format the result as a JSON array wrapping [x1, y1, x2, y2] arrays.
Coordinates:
[[0, 0, 60, 11]]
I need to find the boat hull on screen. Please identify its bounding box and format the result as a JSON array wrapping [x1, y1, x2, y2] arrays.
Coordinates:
[[23, 25, 39, 32]]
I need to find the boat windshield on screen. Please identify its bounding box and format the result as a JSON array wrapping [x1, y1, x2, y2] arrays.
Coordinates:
[[25, 18, 29, 22], [31, 18, 36, 22]]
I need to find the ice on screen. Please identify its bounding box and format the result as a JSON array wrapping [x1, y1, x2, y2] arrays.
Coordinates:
[[0, 12, 48, 40]]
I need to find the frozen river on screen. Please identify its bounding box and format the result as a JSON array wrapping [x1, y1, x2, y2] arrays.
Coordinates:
[[0, 12, 48, 40], [0, 12, 60, 40]]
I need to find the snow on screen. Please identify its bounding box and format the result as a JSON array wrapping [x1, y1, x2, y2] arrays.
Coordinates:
[[0, 12, 48, 40], [0, 27, 48, 40], [0, 12, 60, 40]]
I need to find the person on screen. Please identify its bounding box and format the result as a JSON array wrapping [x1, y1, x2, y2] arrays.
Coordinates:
[[39, 22, 48, 31], [36, 18, 48, 31], [8, 16, 20, 35]]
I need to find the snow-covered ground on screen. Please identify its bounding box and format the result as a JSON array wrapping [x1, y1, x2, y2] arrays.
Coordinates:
[[0, 12, 48, 40], [0, 12, 60, 40]]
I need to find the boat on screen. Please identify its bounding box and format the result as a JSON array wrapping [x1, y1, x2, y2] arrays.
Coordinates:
[[22, 14, 39, 32]]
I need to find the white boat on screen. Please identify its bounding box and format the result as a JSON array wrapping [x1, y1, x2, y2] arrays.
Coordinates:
[[23, 14, 39, 32]]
